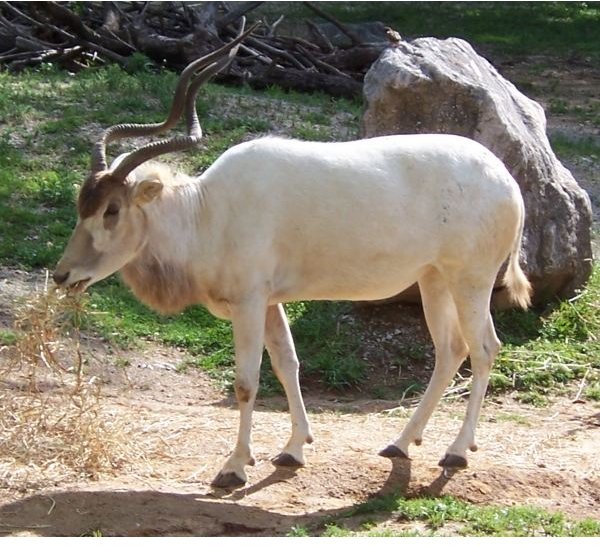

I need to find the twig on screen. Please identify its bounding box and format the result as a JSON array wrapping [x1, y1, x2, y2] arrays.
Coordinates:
[[15, 35, 62, 52], [264, 34, 321, 52], [238, 43, 272, 65], [39, 1, 131, 53], [303, 1, 363, 46], [45, 495, 57, 516], [296, 44, 350, 78], [246, 35, 308, 70], [1, 1, 77, 43], [572, 366, 590, 403], [306, 19, 334, 53], [108, 1, 134, 25], [2, 1, 128, 66], [216, 1, 263, 30], [265, 14, 285, 37]]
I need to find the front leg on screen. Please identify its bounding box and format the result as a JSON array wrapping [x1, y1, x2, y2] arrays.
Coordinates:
[[212, 297, 267, 489]]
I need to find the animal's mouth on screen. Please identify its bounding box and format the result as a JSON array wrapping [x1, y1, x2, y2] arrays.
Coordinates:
[[66, 277, 91, 294]]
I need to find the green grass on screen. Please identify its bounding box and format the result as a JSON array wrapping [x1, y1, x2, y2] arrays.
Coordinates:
[[297, 494, 600, 537], [492, 412, 531, 426], [80, 529, 104, 537], [490, 266, 600, 404], [551, 134, 600, 159], [258, 2, 600, 58], [548, 98, 600, 126], [0, 328, 19, 346]]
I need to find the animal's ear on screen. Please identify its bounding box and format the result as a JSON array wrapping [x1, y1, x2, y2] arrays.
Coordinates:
[[132, 178, 163, 206]]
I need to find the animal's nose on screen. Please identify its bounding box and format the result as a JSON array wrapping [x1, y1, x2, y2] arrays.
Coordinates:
[[53, 270, 70, 285]]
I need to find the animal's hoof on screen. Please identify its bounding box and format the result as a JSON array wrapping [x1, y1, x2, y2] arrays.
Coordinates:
[[272, 452, 304, 467], [211, 471, 246, 489], [438, 453, 468, 468], [378, 445, 409, 459]]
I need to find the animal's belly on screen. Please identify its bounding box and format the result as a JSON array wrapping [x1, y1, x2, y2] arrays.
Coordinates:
[[270, 262, 428, 304]]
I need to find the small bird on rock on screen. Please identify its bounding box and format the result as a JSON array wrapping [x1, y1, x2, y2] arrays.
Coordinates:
[[385, 26, 402, 45]]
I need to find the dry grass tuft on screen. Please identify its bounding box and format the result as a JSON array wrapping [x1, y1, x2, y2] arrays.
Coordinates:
[[0, 272, 144, 493]]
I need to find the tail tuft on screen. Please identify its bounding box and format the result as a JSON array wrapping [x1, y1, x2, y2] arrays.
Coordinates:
[[504, 200, 532, 309], [503, 254, 532, 309]]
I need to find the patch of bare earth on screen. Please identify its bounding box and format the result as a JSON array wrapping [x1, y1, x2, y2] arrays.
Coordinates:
[[0, 350, 598, 536]]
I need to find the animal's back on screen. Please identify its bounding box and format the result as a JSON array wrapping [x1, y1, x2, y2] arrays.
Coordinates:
[[207, 134, 518, 214], [201, 134, 523, 302]]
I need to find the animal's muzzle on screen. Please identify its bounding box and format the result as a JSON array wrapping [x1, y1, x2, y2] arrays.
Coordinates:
[[53, 270, 70, 286]]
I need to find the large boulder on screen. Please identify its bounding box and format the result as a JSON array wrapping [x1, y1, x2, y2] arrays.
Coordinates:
[[362, 38, 593, 305]]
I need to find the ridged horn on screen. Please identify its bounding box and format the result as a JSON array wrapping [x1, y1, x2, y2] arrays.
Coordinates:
[[91, 17, 258, 176]]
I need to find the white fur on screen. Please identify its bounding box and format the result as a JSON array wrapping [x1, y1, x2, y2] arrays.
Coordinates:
[[61, 133, 531, 486]]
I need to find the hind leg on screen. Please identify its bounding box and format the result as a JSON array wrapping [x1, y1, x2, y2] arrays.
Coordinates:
[[439, 279, 501, 468], [380, 267, 469, 459], [264, 304, 313, 467]]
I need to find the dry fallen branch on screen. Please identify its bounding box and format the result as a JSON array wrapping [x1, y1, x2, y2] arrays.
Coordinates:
[[303, 1, 364, 46]]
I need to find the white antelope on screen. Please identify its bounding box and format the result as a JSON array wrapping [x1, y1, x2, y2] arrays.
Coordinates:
[[53, 21, 531, 488]]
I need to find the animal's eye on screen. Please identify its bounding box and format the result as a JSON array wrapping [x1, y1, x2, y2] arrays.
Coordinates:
[[104, 202, 120, 217]]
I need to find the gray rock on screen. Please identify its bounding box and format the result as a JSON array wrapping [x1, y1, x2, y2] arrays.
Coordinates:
[[362, 38, 593, 305]]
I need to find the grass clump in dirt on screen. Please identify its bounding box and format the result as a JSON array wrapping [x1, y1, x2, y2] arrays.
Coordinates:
[[305, 494, 600, 537], [491, 265, 600, 404], [0, 275, 146, 492]]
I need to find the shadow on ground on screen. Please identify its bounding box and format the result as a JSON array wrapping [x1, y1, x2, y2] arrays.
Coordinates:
[[0, 458, 461, 536]]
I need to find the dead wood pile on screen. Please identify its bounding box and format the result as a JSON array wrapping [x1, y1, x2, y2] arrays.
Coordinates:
[[0, 1, 392, 98]]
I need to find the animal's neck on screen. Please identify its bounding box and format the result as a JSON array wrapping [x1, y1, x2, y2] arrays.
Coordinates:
[[120, 182, 207, 315], [148, 182, 206, 261]]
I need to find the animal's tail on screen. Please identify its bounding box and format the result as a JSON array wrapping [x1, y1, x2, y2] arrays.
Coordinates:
[[503, 202, 532, 309]]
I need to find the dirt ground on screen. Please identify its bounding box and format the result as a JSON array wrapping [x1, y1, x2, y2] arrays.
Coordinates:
[[1, 339, 599, 537], [1, 56, 600, 536]]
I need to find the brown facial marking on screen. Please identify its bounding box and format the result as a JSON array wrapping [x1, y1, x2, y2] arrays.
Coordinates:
[[78, 172, 126, 219], [67, 224, 102, 270], [102, 201, 121, 230]]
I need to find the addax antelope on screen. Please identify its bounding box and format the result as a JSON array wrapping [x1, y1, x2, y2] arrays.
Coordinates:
[[53, 19, 531, 488]]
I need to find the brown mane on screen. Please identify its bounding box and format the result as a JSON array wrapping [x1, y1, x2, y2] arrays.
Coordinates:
[[121, 253, 199, 315]]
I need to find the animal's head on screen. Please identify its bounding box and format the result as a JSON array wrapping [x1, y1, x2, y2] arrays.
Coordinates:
[[53, 19, 256, 293], [53, 168, 164, 293]]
